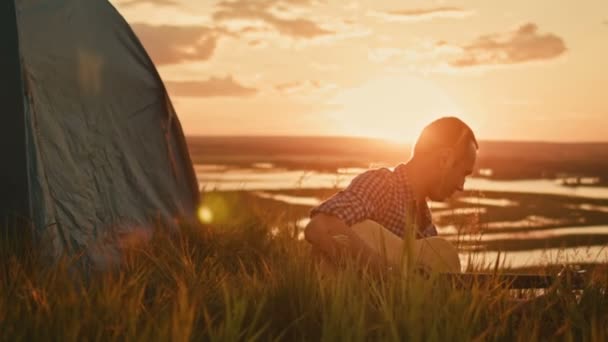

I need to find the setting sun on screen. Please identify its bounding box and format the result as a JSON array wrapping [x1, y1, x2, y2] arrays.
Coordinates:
[[327, 74, 466, 144]]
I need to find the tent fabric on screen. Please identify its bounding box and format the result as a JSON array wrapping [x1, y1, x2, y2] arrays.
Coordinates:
[[1, 0, 29, 221], [14, 0, 200, 265]]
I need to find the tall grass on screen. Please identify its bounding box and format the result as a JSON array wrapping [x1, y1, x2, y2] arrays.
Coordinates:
[[1, 192, 607, 341]]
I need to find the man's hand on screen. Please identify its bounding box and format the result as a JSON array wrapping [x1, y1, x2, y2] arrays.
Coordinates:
[[304, 213, 388, 271]]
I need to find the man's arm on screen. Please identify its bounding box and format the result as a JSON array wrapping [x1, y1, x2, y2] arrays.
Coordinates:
[[304, 213, 386, 269]]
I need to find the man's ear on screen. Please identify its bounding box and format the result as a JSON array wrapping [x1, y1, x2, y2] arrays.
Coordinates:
[[437, 148, 455, 170]]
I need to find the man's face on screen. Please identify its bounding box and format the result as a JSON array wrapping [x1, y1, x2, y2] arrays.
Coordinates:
[[428, 140, 477, 201]]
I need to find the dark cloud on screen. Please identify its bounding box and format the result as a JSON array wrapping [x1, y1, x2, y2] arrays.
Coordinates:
[[165, 76, 257, 97], [213, 0, 332, 38], [449, 23, 567, 67], [131, 23, 222, 65]]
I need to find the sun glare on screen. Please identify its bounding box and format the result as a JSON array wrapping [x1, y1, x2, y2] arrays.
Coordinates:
[[328, 74, 468, 144]]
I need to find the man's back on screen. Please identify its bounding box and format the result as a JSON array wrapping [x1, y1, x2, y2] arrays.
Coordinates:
[[310, 164, 437, 239]]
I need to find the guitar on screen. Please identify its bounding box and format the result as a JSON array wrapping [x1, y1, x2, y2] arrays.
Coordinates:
[[328, 220, 586, 289]]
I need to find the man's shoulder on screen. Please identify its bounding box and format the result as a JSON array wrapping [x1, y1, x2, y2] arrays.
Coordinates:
[[354, 167, 394, 181], [346, 167, 396, 194]]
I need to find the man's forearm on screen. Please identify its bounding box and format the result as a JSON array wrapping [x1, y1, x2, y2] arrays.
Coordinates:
[[306, 216, 387, 269], [329, 227, 388, 268]]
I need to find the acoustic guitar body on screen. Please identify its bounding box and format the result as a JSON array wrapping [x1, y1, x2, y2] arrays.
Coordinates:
[[332, 220, 461, 273], [324, 220, 583, 289]]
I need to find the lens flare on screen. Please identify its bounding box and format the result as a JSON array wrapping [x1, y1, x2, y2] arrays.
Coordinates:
[[198, 206, 213, 224]]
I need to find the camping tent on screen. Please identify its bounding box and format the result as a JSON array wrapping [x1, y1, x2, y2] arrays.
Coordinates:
[[1, 0, 200, 266]]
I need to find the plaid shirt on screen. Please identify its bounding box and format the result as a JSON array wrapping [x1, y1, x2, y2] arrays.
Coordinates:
[[310, 164, 437, 239]]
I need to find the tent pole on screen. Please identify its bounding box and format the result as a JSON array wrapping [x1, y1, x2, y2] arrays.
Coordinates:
[[0, 1, 30, 227]]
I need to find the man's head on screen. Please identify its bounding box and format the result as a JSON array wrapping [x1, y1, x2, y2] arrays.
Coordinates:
[[411, 116, 478, 201]]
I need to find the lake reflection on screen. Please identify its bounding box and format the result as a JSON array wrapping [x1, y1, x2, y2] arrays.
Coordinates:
[[253, 192, 321, 206], [197, 165, 608, 199], [450, 225, 608, 242], [198, 164, 608, 268], [461, 245, 608, 270]]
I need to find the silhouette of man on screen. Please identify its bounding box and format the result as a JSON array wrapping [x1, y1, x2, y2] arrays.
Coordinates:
[[304, 116, 478, 269]]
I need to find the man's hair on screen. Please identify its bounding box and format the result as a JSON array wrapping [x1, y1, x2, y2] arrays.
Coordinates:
[[412, 116, 478, 158]]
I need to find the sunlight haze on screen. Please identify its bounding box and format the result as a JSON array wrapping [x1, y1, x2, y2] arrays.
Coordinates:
[[111, 0, 608, 142]]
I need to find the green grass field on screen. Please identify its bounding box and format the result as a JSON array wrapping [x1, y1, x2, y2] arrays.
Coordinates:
[[2, 192, 607, 341]]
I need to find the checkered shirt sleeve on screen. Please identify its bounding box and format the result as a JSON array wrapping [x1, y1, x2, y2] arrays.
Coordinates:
[[310, 169, 390, 226], [419, 205, 438, 238]]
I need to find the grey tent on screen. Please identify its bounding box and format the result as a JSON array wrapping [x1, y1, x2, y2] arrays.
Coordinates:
[[1, 0, 200, 265]]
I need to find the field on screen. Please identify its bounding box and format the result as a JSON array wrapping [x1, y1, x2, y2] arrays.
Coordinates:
[[2, 136, 608, 340], [2, 193, 608, 341]]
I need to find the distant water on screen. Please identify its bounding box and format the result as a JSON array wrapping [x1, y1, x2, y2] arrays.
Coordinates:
[[197, 164, 608, 269], [197, 164, 608, 199], [452, 225, 608, 242], [283, 217, 608, 270], [460, 246, 608, 270]]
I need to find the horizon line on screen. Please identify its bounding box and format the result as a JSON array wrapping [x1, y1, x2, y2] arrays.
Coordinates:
[[185, 134, 608, 145]]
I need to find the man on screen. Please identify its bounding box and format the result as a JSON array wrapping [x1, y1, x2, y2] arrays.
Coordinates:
[[304, 116, 478, 269]]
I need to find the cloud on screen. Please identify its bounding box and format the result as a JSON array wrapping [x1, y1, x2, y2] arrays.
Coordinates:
[[213, 0, 333, 38], [369, 6, 473, 21], [165, 76, 257, 97], [367, 47, 404, 63], [274, 80, 337, 95], [449, 23, 567, 67], [264, 17, 332, 38], [131, 23, 223, 65], [282, 0, 315, 5]]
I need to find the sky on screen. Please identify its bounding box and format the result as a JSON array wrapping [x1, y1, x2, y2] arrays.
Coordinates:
[[111, 0, 608, 143]]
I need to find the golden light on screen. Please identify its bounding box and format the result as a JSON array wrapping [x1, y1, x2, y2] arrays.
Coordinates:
[[197, 206, 214, 224], [328, 74, 469, 144]]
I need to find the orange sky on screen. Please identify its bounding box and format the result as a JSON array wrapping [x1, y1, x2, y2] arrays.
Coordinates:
[[111, 0, 608, 143]]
